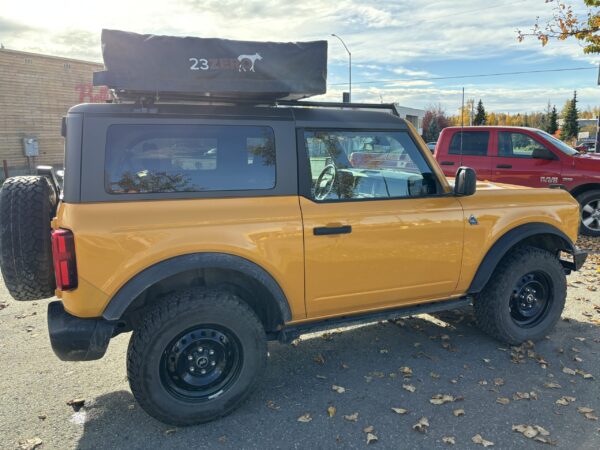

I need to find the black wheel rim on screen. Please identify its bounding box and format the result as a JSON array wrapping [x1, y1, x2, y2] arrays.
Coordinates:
[[160, 325, 242, 401], [509, 271, 552, 327]]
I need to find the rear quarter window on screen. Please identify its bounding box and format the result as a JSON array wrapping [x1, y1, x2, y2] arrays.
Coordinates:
[[105, 124, 276, 193], [448, 131, 489, 156]]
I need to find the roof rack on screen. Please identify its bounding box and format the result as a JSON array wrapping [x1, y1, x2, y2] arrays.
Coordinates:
[[276, 100, 401, 117]]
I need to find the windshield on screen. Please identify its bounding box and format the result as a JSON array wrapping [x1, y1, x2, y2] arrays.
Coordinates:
[[536, 130, 579, 156]]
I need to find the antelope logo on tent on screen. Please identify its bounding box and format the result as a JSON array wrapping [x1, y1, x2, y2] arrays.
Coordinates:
[[238, 53, 262, 72]]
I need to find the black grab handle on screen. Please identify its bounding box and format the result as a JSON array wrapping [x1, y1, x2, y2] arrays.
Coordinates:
[[314, 225, 352, 236]]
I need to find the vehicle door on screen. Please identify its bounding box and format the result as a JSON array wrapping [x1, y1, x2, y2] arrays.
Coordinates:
[[491, 130, 562, 187], [298, 128, 465, 318]]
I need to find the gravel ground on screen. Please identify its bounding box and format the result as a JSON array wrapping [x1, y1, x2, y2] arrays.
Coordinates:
[[0, 239, 598, 450]]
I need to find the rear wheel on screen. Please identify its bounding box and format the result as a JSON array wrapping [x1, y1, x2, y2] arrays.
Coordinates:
[[474, 246, 566, 344], [0, 176, 57, 300], [127, 289, 267, 426], [577, 189, 600, 237]]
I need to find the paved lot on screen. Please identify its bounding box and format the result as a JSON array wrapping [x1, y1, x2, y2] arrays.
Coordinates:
[[1, 239, 599, 450]]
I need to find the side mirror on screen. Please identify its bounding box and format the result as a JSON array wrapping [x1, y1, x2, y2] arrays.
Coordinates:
[[532, 147, 557, 160], [454, 166, 476, 196]]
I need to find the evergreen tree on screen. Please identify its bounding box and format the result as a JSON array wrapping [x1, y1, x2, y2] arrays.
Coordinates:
[[547, 105, 559, 135], [427, 118, 440, 142], [473, 99, 487, 125], [560, 91, 579, 141]]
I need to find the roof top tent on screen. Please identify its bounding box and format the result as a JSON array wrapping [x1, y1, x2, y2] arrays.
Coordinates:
[[93, 29, 328, 104]]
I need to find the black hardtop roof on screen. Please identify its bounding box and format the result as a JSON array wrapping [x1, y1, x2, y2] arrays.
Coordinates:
[[67, 102, 408, 128]]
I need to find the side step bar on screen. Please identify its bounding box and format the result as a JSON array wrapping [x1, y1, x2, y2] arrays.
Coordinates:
[[275, 296, 472, 343]]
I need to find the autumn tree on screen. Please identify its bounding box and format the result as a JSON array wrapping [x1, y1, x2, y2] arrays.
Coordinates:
[[517, 0, 600, 54], [422, 106, 450, 142], [561, 91, 580, 140], [473, 99, 487, 125]]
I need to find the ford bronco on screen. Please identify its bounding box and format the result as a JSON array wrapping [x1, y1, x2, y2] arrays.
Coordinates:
[[0, 100, 588, 425]]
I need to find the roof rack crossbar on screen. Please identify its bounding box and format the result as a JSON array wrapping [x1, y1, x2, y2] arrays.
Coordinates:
[[276, 100, 400, 117]]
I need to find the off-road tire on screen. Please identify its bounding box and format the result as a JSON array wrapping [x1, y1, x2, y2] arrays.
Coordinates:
[[127, 288, 267, 426], [474, 246, 566, 345], [577, 189, 600, 237], [0, 176, 57, 300]]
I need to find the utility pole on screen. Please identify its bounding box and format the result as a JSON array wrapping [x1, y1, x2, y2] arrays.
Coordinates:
[[331, 34, 351, 102]]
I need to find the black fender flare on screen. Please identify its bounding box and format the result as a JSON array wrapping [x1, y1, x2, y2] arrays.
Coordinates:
[[467, 222, 575, 294], [102, 252, 292, 323]]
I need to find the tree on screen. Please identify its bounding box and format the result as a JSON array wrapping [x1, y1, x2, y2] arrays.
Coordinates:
[[561, 91, 580, 141], [517, 0, 600, 54], [473, 99, 487, 125], [422, 106, 450, 142], [547, 105, 559, 134]]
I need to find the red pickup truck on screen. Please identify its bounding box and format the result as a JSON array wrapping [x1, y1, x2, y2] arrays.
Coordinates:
[[434, 126, 600, 236]]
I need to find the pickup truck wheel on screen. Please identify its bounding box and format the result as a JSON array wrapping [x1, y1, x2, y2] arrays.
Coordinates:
[[577, 190, 600, 237], [474, 246, 566, 345], [127, 288, 267, 426], [0, 176, 57, 300]]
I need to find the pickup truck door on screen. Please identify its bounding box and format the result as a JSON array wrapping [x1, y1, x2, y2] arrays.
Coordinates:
[[491, 130, 562, 187], [298, 128, 465, 318], [436, 130, 492, 180]]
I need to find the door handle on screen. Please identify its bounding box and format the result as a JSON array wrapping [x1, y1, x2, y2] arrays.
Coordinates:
[[440, 161, 455, 166], [496, 164, 512, 169], [313, 225, 352, 236]]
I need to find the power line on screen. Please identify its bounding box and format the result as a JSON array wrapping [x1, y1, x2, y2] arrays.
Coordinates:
[[328, 66, 596, 86]]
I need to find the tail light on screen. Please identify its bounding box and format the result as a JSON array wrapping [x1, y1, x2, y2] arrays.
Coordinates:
[[51, 229, 78, 291]]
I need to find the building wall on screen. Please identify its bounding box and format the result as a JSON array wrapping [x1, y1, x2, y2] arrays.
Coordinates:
[[0, 49, 108, 178]]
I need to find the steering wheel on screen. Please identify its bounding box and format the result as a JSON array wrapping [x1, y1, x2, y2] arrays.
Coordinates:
[[314, 164, 337, 200]]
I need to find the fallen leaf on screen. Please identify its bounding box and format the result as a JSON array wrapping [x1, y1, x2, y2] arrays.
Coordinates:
[[344, 412, 359, 422], [165, 428, 177, 435], [17, 438, 43, 450], [496, 397, 510, 405], [472, 434, 494, 447], [453, 408, 465, 417], [391, 407, 408, 415], [366, 433, 378, 444], [327, 406, 336, 418], [430, 372, 440, 379], [574, 337, 586, 342], [562, 367, 577, 376], [332, 385, 346, 394], [399, 366, 413, 377], [442, 436, 456, 445], [313, 354, 325, 365], [493, 378, 505, 386], [544, 382, 562, 389], [412, 417, 429, 433], [297, 413, 312, 423], [555, 396, 576, 406], [403, 384, 416, 393], [483, 358, 491, 363], [578, 407, 594, 414], [266, 400, 280, 410], [430, 394, 455, 405], [363, 425, 374, 433], [316, 374, 327, 380]]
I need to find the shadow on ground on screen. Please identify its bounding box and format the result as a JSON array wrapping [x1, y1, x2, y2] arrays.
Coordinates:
[[75, 309, 600, 450]]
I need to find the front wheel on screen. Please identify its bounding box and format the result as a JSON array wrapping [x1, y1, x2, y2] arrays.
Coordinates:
[[474, 246, 566, 345], [127, 289, 267, 426], [577, 189, 600, 237]]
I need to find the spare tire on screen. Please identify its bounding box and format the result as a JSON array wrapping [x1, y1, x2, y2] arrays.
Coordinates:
[[0, 176, 58, 300]]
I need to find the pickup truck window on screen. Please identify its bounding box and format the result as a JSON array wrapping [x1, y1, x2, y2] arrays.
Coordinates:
[[448, 131, 489, 156], [105, 124, 276, 194], [303, 130, 437, 201], [536, 130, 579, 156], [498, 131, 547, 158]]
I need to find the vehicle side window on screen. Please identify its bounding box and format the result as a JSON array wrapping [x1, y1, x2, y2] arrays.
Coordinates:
[[105, 124, 275, 193], [303, 130, 438, 201], [448, 131, 489, 156], [498, 132, 547, 158]]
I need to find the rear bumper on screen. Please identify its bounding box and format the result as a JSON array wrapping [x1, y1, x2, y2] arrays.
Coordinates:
[[48, 301, 115, 361], [560, 246, 588, 272]]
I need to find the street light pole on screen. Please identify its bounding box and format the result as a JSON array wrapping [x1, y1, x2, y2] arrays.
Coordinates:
[[331, 34, 351, 102]]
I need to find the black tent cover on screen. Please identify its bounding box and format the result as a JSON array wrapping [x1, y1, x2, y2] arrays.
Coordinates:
[[93, 29, 328, 101]]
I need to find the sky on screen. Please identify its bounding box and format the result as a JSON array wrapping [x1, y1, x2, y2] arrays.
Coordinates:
[[0, 0, 598, 114]]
